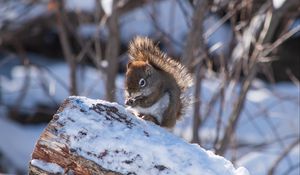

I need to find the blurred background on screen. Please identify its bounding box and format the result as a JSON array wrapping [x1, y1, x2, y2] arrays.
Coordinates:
[[0, 0, 299, 174]]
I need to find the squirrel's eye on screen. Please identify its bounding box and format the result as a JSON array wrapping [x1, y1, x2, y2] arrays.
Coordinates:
[[139, 78, 146, 87]]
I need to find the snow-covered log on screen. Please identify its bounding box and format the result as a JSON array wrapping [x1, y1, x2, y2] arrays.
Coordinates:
[[29, 96, 249, 175]]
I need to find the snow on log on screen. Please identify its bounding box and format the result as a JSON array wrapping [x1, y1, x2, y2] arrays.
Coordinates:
[[29, 96, 249, 175]]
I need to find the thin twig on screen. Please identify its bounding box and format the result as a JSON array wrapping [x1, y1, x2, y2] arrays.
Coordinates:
[[286, 69, 300, 87], [204, 1, 249, 39], [176, 0, 192, 27], [33, 63, 69, 92], [213, 80, 225, 149], [216, 63, 257, 155], [182, 0, 208, 69], [261, 25, 300, 57], [37, 67, 59, 106], [13, 42, 31, 109], [267, 139, 300, 175], [148, 9, 183, 48]]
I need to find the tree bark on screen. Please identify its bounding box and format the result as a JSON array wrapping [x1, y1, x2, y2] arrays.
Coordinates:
[[28, 99, 121, 175]]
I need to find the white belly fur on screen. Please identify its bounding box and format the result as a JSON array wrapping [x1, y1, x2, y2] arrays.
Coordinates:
[[132, 93, 170, 124]]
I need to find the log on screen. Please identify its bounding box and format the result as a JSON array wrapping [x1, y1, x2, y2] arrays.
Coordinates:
[[29, 96, 249, 175]]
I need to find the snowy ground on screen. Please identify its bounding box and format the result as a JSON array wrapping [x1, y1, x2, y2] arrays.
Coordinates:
[[175, 79, 300, 175], [0, 55, 299, 174]]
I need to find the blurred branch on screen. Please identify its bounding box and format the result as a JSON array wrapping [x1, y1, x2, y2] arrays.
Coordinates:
[[286, 69, 300, 87], [231, 134, 299, 161], [55, 0, 78, 95], [33, 63, 69, 92], [201, 83, 223, 125], [216, 62, 257, 155], [216, 2, 270, 155], [37, 68, 59, 106], [176, 0, 192, 27], [148, 9, 183, 48], [118, 0, 151, 14], [215, 0, 300, 156], [261, 25, 300, 58], [191, 65, 203, 144], [203, 1, 249, 39], [268, 139, 300, 175], [213, 80, 225, 150], [104, 0, 120, 101], [13, 42, 31, 109], [182, 0, 209, 144], [182, 0, 208, 70]]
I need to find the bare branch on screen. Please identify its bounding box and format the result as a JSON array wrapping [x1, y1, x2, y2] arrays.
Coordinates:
[[191, 65, 204, 144], [204, 2, 249, 39], [286, 69, 300, 87], [55, 0, 78, 95], [216, 63, 257, 155], [261, 25, 300, 57], [268, 139, 300, 175], [182, 0, 208, 70], [104, 0, 120, 101]]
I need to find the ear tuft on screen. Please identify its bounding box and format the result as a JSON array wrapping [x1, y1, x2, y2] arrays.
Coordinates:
[[127, 62, 132, 69], [145, 63, 153, 76]]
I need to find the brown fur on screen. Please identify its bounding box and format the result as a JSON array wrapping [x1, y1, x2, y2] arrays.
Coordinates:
[[125, 36, 193, 128], [128, 37, 193, 91]]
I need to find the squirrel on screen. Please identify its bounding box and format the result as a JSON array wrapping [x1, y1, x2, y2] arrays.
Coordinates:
[[125, 36, 193, 128]]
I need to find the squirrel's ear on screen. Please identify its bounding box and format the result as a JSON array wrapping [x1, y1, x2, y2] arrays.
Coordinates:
[[145, 63, 153, 76], [127, 62, 132, 69]]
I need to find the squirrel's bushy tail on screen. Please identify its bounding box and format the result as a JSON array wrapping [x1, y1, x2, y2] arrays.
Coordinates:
[[128, 36, 193, 91]]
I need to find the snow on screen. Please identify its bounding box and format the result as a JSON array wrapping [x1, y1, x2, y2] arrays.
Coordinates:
[[65, 0, 96, 12], [30, 159, 64, 174], [0, 112, 46, 171], [246, 88, 271, 102], [0, 1, 48, 29], [101, 0, 113, 16], [237, 147, 300, 175], [51, 96, 249, 175], [175, 78, 300, 175], [203, 15, 233, 56], [272, 0, 286, 9], [0, 53, 106, 112]]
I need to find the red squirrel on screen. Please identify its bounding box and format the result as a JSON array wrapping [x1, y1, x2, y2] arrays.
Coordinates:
[[125, 36, 193, 128]]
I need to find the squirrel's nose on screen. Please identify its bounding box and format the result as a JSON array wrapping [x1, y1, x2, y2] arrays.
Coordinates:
[[125, 99, 134, 106]]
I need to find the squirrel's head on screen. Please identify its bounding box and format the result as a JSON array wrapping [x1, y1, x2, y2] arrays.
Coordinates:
[[125, 60, 161, 106]]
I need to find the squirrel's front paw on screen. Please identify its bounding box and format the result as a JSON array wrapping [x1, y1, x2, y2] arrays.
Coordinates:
[[140, 114, 159, 125]]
